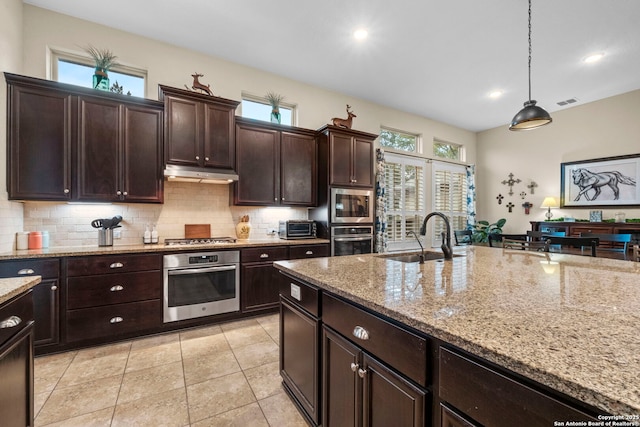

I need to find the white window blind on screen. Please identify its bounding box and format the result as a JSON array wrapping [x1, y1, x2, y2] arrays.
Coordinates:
[[432, 162, 468, 247], [384, 154, 427, 250]]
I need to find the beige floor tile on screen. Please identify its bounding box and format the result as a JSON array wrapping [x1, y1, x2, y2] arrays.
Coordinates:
[[258, 391, 308, 427], [256, 313, 279, 326], [35, 375, 121, 426], [34, 390, 50, 419], [179, 324, 223, 341], [182, 348, 241, 386], [130, 331, 180, 351], [34, 352, 75, 394], [180, 331, 230, 359], [219, 318, 260, 332], [223, 323, 273, 349], [37, 407, 114, 427], [191, 402, 269, 427], [56, 352, 128, 388], [243, 361, 283, 400], [261, 320, 280, 344], [73, 341, 131, 363], [186, 372, 256, 423], [112, 387, 189, 427], [117, 360, 185, 404], [231, 339, 279, 370], [125, 341, 182, 372]]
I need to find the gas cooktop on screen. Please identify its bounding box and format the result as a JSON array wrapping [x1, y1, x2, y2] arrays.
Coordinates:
[[164, 237, 237, 246]]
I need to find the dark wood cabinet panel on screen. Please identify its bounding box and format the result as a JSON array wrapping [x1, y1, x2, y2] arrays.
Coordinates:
[[241, 263, 282, 312], [281, 131, 317, 206], [204, 102, 236, 169], [329, 133, 353, 187], [235, 123, 279, 205], [6, 78, 72, 201], [318, 125, 376, 188], [67, 271, 162, 309], [288, 244, 330, 260], [66, 253, 161, 277], [353, 137, 374, 187], [164, 96, 200, 166], [441, 404, 478, 427]]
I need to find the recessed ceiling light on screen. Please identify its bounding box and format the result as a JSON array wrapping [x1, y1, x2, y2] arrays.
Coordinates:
[[353, 29, 368, 40], [583, 53, 605, 63], [489, 90, 503, 99]]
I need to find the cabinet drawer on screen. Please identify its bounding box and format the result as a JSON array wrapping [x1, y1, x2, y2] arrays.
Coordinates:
[[0, 291, 33, 347], [67, 254, 161, 276], [67, 271, 162, 309], [279, 273, 320, 317], [439, 347, 597, 426], [241, 247, 289, 263], [288, 244, 329, 260], [0, 258, 59, 279], [66, 299, 161, 343], [570, 225, 613, 236], [322, 293, 428, 387]]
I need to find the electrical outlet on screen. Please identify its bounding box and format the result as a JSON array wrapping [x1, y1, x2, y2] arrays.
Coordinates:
[[266, 228, 278, 236], [113, 229, 122, 239]]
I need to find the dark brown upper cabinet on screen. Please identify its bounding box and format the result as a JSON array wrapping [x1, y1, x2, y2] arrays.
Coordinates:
[[317, 125, 377, 188], [5, 73, 164, 203], [233, 118, 317, 206], [159, 85, 239, 170]]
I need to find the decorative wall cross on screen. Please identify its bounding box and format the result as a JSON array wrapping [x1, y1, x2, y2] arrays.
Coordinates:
[[496, 194, 504, 205], [506, 202, 515, 213], [519, 191, 527, 199], [501, 173, 521, 196], [527, 181, 538, 195], [522, 201, 533, 214]]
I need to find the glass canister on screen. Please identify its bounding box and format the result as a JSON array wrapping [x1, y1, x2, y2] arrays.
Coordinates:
[[615, 212, 626, 223], [41, 231, 50, 248], [28, 231, 42, 249]]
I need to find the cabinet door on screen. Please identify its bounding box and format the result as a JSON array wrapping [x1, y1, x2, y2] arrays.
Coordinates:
[[281, 131, 316, 206], [362, 353, 426, 427], [203, 102, 235, 169], [0, 326, 34, 427], [32, 279, 60, 348], [280, 299, 320, 424], [352, 137, 373, 187], [235, 124, 279, 205], [323, 327, 360, 427], [329, 133, 354, 186], [165, 96, 201, 166], [241, 263, 282, 312], [7, 83, 72, 200], [77, 96, 120, 202], [122, 104, 163, 203]]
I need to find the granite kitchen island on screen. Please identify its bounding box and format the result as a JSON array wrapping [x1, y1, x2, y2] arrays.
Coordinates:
[[275, 245, 640, 427]]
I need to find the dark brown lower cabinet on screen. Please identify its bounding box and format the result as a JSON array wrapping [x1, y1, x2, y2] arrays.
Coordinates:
[[441, 404, 477, 427], [322, 326, 426, 427]]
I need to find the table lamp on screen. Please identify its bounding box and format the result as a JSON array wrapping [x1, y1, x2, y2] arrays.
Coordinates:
[[540, 197, 559, 220]]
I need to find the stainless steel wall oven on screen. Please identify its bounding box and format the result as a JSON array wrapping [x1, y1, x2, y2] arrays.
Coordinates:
[[331, 226, 374, 256], [163, 251, 239, 322]]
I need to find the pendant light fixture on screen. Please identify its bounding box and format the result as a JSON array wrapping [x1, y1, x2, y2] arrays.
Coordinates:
[[509, 0, 552, 131]]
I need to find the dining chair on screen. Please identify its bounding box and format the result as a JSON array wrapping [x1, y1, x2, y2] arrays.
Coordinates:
[[633, 244, 640, 262], [454, 229, 473, 245], [579, 233, 632, 259], [488, 233, 528, 247], [545, 236, 599, 257], [526, 230, 566, 240], [502, 238, 548, 252]]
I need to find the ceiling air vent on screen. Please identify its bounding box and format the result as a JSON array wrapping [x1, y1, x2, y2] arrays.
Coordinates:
[[556, 97, 579, 106]]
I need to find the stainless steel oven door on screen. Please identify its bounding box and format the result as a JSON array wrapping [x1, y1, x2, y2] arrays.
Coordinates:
[[163, 264, 239, 322], [331, 188, 373, 223]]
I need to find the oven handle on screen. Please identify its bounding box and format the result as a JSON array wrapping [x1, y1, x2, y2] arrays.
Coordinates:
[[333, 236, 373, 242], [167, 265, 237, 276]]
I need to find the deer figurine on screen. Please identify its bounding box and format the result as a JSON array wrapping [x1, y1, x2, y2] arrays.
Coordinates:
[[191, 73, 213, 96], [331, 104, 356, 129]]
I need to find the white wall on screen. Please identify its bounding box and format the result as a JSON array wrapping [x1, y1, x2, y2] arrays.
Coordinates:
[[476, 89, 640, 234], [6, 5, 477, 248]]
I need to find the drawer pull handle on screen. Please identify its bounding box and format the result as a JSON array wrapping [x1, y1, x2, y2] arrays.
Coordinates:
[[357, 368, 367, 378], [352, 326, 369, 341], [110, 285, 124, 292], [17, 268, 35, 275], [110, 262, 124, 269], [260, 254, 269, 259], [305, 250, 313, 255], [0, 316, 22, 329], [51, 285, 57, 291], [110, 316, 124, 324], [350, 362, 359, 373]]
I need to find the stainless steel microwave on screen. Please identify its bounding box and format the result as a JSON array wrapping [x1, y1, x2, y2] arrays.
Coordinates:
[[279, 220, 317, 239], [331, 188, 374, 224]]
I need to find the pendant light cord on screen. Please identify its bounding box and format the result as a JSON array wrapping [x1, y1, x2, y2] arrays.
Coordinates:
[[528, 0, 532, 102]]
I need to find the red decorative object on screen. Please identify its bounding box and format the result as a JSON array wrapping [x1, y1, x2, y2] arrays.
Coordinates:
[[331, 104, 356, 129], [522, 201, 533, 214]]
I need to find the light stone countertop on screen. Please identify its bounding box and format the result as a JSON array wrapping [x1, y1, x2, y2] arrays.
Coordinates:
[[0, 238, 330, 260], [0, 275, 42, 304], [274, 245, 640, 416]]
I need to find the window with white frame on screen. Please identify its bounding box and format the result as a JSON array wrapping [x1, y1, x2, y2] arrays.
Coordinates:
[[433, 139, 464, 161], [384, 153, 427, 251], [241, 93, 296, 126], [51, 49, 146, 97], [431, 161, 468, 247], [379, 127, 420, 153]]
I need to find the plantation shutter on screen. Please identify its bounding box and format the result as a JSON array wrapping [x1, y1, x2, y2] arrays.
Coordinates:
[[432, 162, 468, 247]]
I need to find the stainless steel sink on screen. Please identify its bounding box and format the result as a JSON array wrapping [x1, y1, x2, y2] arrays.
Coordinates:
[[376, 252, 460, 263]]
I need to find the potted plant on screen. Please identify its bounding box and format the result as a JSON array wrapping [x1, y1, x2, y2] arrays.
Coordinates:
[[84, 45, 118, 91], [471, 218, 506, 243], [265, 91, 284, 124]]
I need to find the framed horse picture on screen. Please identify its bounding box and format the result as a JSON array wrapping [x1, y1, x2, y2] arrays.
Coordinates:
[[561, 153, 640, 207]]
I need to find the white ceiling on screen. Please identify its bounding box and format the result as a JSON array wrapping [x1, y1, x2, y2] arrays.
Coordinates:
[[24, 0, 640, 132]]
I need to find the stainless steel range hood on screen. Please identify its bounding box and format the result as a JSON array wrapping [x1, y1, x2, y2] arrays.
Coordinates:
[[164, 165, 239, 184]]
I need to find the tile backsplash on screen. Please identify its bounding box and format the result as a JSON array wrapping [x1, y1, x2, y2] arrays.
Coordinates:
[[22, 181, 309, 248]]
